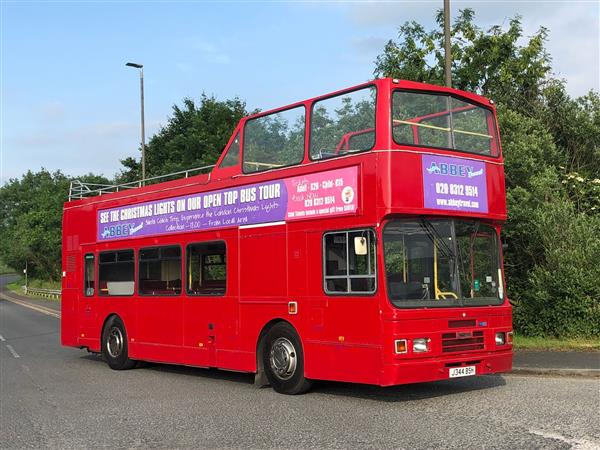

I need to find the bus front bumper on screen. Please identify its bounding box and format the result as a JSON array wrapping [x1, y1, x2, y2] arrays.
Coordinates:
[[380, 350, 512, 386]]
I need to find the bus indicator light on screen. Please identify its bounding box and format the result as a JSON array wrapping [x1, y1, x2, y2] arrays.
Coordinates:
[[288, 302, 297, 315], [395, 339, 408, 354]]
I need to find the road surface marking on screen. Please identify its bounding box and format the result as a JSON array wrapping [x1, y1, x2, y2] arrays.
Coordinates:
[[0, 293, 61, 319], [6, 344, 20, 358], [528, 429, 600, 450], [0, 334, 5, 342]]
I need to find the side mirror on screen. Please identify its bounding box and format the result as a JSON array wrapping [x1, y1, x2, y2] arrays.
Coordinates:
[[354, 236, 368, 255]]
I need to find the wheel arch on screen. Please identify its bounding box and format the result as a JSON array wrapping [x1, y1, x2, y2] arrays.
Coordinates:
[[254, 318, 300, 387]]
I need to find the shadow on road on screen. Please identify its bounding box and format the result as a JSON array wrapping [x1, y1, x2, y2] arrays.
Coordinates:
[[311, 375, 507, 402], [81, 353, 506, 401], [81, 353, 255, 385]]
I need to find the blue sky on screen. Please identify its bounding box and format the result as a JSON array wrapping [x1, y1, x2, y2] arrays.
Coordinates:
[[2, 0, 599, 184]]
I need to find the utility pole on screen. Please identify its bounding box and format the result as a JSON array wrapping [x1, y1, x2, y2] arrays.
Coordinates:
[[126, 62, 146, 183], [444, 0, 452, 87]]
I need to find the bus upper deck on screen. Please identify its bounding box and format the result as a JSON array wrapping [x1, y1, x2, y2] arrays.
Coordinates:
[[67, 78, 505, 222]]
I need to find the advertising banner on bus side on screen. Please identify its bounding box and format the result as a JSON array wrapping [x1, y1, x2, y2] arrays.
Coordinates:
[[422, 155, 488, 213], [97, 166, 358, 241]]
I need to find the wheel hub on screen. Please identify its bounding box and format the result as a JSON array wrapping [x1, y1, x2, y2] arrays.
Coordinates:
[[107, 326, 124, 358], [269, 337, 297, 380]]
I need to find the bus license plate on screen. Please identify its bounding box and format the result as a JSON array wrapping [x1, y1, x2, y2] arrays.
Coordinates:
[[449, 366, 476, 378]]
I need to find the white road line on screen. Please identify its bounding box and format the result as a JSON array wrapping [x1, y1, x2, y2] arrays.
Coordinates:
[[5, 344, 20, 358], [528, 429, 600, 450], [0, 294, 61, 319], [0, 334, 5, 342]]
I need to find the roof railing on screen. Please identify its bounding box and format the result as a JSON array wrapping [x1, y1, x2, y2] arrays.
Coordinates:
[[68, 164, 215, 201]]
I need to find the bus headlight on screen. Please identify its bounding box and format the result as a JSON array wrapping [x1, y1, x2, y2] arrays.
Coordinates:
[[495, 332, 505, 346], [413, 338, 430, 353]]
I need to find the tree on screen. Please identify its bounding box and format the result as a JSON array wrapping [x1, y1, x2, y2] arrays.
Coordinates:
[[0, 170, 109, 280], [374, 8, 600, 337], [117, 94, 249, 182], [374, 9, 552, 115]]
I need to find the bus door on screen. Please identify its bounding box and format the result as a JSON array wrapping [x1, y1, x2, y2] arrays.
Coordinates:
[[182, 240, 229, 367], [135, 246, 184, 358], [79, 252, 97, 345], [307, 228, 382, 384]]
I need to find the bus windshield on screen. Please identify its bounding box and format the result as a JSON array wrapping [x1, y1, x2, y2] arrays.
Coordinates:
[[383, 219, 503, 308], [392, 91, 498, 156]]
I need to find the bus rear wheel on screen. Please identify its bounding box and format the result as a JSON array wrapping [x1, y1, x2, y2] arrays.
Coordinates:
[[101, 316, 136, 370], [263, 322, 312, 395]]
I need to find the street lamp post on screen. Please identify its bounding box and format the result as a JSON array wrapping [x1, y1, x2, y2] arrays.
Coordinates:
[[443, 0, 452, 87], [126, 62, 146, 183]]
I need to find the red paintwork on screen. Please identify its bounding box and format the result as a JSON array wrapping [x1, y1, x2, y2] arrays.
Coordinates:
[[61, 78, 512, 386]]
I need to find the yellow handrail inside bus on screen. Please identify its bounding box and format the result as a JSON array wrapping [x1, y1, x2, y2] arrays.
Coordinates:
[[393, 119, 493, 139], [433, 241, 458, 300], [244, 161, 284, 168]]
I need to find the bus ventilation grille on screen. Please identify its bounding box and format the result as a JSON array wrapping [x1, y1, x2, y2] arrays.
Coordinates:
[[441, 331, 484, 353]]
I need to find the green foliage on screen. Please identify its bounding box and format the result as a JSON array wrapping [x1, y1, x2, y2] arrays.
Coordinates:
[[118, 94, 248, 182], [375, 9, 599, 337], [541, 82, 600, 176], [0, 170, 109, 281], [0, 170, 69, 280], [515, 203, 600, 337], [375, 9, 552, 114], [496, 104, 559, 190]]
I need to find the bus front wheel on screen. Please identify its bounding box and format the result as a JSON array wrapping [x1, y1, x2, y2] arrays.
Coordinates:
[[101, 316, 136, 370], [263, 322, 312, 395]]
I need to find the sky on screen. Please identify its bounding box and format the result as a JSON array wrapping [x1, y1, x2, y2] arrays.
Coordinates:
[[1, 0, 599, 185]]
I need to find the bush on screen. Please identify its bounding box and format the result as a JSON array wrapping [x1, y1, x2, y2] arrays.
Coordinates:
[[513, 201, 600, 337]]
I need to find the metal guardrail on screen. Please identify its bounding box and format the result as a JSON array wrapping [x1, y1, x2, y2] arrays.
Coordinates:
[[24, 287, 62, 300], [69, 164, 215, 201]]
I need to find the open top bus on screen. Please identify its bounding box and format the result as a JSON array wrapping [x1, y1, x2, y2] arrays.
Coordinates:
[[62, 78, 511, 394]]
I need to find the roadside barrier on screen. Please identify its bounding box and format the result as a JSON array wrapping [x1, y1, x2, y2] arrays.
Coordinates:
[[24, 287, 61, 300]]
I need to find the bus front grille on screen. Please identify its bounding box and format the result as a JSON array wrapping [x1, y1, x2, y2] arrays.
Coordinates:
[[441, 331, 484, 353]]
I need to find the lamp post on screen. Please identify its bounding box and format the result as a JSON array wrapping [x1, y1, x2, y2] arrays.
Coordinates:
[[443, 0, 452, 87], [126, 62, 146, 183]]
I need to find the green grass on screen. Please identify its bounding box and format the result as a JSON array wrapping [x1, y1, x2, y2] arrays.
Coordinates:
[[6, 277, 61, 301], [0, 260, 15, 275], [514, 334, 600, 352]]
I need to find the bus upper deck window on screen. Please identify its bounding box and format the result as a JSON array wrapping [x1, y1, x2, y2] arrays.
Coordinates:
[[310, 86, 376, 161], [392, 91, 498, 157], [243, 106, 305, 173]]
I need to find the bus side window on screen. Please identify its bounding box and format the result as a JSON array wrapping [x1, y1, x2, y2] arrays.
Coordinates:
[[138, 246, 182, 296], [186, 241, 226, 296], [98, 250, 135, 296], [84, 253, 95, 296], [323, 229, 376, 295]]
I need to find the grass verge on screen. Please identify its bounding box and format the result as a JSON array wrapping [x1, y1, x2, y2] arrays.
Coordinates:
[[0, 261, 15, 275], [5, 277, 61, 301], [514, 334, 600, 352]]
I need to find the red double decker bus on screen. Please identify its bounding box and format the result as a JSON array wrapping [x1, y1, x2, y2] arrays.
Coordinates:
[[62, 78, 512, 394]]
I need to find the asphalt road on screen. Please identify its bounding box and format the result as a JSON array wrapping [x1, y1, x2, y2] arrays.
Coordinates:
[[1, 288, 599, 449]]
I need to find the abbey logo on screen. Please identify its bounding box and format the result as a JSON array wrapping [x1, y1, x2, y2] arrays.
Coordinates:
[[426, 162, 484, 179]]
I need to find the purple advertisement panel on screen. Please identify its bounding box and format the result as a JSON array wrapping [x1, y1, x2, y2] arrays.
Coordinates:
[[97, 166, 359, 241], [422, 154, 488, 213]]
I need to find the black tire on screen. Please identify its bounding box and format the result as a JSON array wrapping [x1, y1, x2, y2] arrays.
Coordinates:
[[263, 322, 312, 395], [101, 316, 136, 370]]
